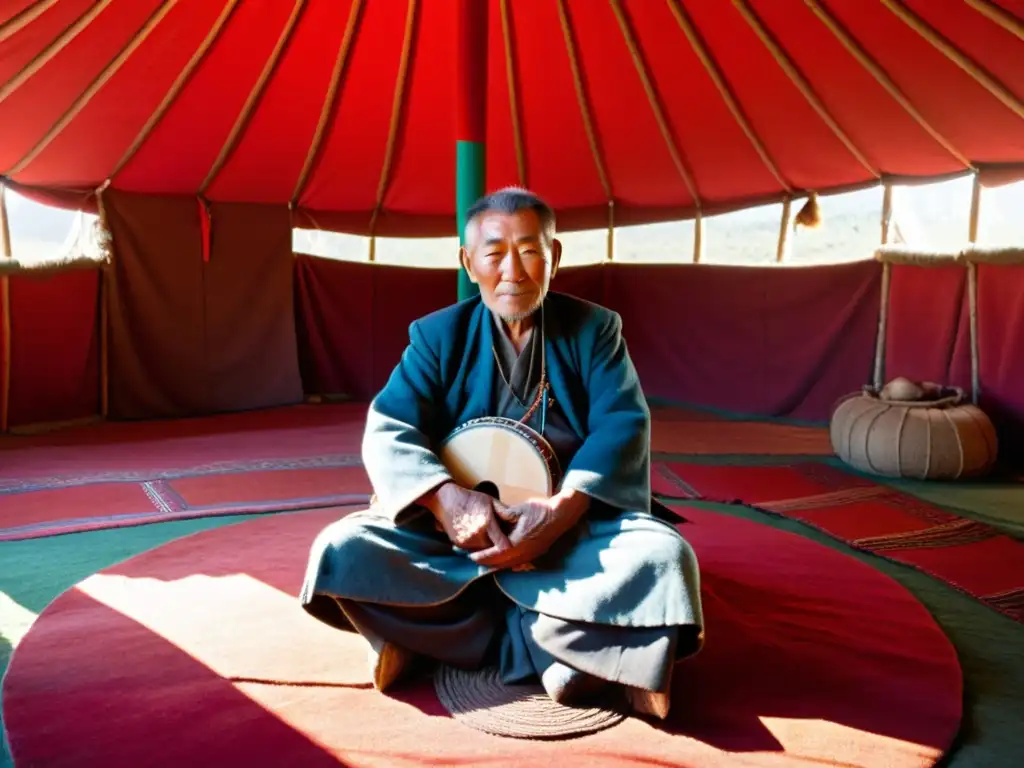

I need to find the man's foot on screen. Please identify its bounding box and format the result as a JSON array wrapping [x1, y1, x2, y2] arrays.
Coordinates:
[[625, 685, 671, 720], [368, 641, 415, 691]]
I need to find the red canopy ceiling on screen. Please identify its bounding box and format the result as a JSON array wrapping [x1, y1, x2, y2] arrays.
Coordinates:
[[1, 0, 1023, 235]]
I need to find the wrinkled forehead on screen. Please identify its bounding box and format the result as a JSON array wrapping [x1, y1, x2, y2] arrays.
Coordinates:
[[468, 210, 550, 249]]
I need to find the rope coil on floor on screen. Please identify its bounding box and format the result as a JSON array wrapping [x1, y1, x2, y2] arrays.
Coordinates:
[[433, 664, 627, 739]]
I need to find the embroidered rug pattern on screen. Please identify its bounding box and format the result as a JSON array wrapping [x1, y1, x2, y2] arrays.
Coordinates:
[[0, 456, 371, 542], [658, 461, 1024, 625]]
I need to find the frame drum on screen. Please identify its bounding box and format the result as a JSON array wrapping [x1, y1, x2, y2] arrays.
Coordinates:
[[438, 417, 561, 506]]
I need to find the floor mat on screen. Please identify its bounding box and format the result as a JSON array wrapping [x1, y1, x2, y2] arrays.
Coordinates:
[[659, 461, 1024, 625], [2, 506, 962, 767], [0, 464, 371, 541], [650, 418, 832, 455]]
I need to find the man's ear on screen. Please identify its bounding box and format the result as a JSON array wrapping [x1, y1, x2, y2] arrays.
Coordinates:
[[549, 238, 562, 278], [459, 246, 478, 284]]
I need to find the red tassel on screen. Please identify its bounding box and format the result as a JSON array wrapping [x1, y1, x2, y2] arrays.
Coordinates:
[[198, 197, 211, 263]]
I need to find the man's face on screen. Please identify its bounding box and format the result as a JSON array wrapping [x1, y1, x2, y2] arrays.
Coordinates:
[[461, 209, 561, 322]]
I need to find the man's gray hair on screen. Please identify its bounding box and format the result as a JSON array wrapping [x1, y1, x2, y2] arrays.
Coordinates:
[[464, 187, 556, 242]]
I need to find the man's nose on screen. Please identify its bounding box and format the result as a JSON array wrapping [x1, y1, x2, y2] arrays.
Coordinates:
[[501, 251, 526, 280]]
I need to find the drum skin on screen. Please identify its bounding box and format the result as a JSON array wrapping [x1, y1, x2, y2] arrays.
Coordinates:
[[438, 417, 560, 505]]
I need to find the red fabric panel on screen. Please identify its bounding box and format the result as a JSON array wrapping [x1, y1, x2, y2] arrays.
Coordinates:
[[205, 1, 357, 203], [604, 260, 881, 420], [3, 0, 1024, 227], [884, 265, 970, 389], [746, 0, 963, 177], [492, 1, 606, 206], [682, 0, 868, 191], [15, 0, 228, 188], [383, 0, 456, 217], [623, 1, 781, 202], [294, 257, 453, 399], [553, 264, 607, 306], [203, 202, 303, 413], [904, 0, 1024, 111], [820, 0, 1024, 164], [0, 0, 93, 84], [105, 192, 301, 418], [977, 264, 1024, 458], [481, 0, 519, 191], [298, 0, 407, 213], [370, 266, 457, 390], [104, 191, 207, 418], [114, 0, 301, 194], [294, 255, 374, 398], [7, 269, 99, 426], [567, 3, 694, 207], [0, 0, 166, 172]]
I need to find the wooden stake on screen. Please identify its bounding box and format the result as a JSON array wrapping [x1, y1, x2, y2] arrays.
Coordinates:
[[0, 184, 10, 433], [693, 210, 703, 263], [97, 189, 111, 418], [968, 173, 982, 404], [776, 197, 792, 262], [606, 201, 615, 261], [873, 183, 894, 391], [881, 182, 893, 245]]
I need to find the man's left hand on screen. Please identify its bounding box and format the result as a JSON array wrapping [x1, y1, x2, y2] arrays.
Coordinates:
[[469, 489, 590, 570]]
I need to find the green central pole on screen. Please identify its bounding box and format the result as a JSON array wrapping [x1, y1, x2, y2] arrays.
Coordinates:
[[455, 0, 486, 301]]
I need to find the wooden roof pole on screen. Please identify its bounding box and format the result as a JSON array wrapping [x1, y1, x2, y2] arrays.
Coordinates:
[[883, 0, 1024, 122], [290, 0, 364, 210], [0, 0, 62, 45], [106, 0, 240, 185], [499, 0, 526, 187], [368, 0, 418, 262], [556, 0, 615, 261], [666, 0, 791, 194], [964, 0, 1024, 42], [610, 0, 703, 261], [9, 0, 179, 177], [732, 0, 879, 179], [0, 0, 115, 108], [200, 0, 307, 194], [804, 0, 972, 170]]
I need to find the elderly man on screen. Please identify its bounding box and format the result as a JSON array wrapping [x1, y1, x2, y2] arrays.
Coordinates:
[[300, 187, 703, 718]]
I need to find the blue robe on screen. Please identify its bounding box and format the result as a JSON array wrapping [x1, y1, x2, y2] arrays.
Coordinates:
[[300, 291, 704, 699]]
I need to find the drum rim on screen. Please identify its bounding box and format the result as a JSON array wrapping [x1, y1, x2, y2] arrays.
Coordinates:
[[439, 416, 563, 485]]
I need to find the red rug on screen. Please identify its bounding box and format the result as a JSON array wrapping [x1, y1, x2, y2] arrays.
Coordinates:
[[0, 403, 368, 483], [0, 463, 371, 541], [659, 461, 1024, 625], [2, 506, 962, 767]]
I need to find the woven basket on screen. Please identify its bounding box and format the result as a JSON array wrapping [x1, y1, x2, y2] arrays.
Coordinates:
[[830, 386, 998, 480]]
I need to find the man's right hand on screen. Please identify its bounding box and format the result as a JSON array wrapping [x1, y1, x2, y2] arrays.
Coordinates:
[[418, 481, 513, 554]]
